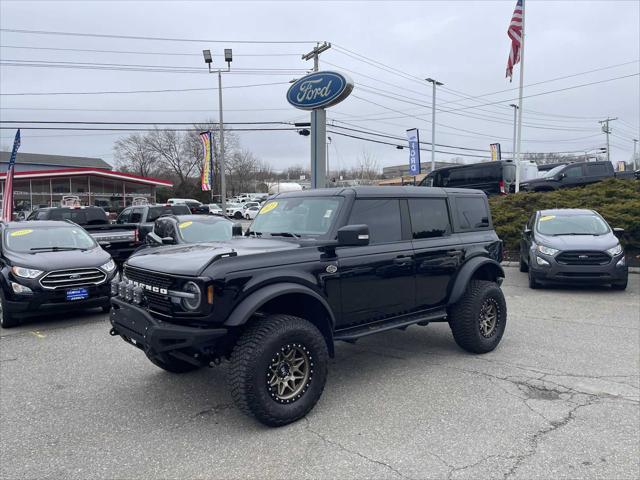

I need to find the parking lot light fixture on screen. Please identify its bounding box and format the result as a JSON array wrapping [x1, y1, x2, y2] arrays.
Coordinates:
[[202, 50, 213, 64]]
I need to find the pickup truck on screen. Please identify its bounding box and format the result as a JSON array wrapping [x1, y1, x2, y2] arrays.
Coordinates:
[[115, 204, 191, 241], [519, 161, 635, 192], [27, 206, 139, 262]]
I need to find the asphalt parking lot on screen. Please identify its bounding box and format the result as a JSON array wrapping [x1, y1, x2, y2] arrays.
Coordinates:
[[1, 267, 638, 480]]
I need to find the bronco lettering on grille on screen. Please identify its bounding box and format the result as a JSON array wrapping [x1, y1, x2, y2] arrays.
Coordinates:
[[130, 281, 168, 295]]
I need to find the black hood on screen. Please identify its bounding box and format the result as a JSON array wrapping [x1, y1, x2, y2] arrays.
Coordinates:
[[6, 247, 111, 271], [127, 237, 299, 276], [536, 232, 619, 251]]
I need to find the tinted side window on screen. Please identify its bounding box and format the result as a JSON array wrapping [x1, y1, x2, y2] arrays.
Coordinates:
[[586, 164, 609, 176], [85, 208, 107, 225], [564, 165, 583, 178], [117, 208, 131, 224], [348, 199, 402, 244], [130, 208, 143, 223], [455, 197, 490, 230], [408, 198, 450, 239], [503, 164, 516, 182]]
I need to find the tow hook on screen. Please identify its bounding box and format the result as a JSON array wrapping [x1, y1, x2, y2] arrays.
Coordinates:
[[109, 328, 118, 336]]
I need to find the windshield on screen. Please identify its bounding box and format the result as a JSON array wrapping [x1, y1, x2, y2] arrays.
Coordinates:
[[4, 226, 97, 252], [544, 165, 565, 178], [177, 220, 233, 243], [250, 197, 342, 237], [537, 214, 610, 236]]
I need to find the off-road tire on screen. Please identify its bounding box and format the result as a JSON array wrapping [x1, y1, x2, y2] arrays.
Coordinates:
[[528, 268, 540, 289], [0, 295, 19, 329], [228, 314, 328, 427], [146, 352, 201, 374], [448, 280, 507, 354], [612, 279, 628, 291], [519, 255, 528, 272]]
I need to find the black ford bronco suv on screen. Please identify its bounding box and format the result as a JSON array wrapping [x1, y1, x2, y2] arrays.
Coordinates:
[[110, 187, 506, 426]]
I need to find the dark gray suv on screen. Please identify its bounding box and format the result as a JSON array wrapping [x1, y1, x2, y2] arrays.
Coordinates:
[[519, 209, 628, 290]]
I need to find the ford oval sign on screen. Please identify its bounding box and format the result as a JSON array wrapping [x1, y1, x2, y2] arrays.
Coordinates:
[[287, 71, 354, 110]]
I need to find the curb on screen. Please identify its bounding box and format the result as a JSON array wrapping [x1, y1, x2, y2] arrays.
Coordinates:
[[500, 260, 639, 274]]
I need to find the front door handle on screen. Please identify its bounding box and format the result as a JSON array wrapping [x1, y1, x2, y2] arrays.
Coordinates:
[[446, 250, 462, 256], [394, 256, 414, 266]]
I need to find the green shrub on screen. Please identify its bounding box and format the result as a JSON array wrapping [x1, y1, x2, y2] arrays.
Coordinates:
[[489, 179, 640, 254]]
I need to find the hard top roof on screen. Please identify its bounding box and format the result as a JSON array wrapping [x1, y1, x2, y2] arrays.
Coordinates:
[[273, 186, 485, 198], [538, 208, 596, 216]]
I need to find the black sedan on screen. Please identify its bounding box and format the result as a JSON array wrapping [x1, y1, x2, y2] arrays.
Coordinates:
[[0, 221, 118, 328], [519, 209, 628, 290]]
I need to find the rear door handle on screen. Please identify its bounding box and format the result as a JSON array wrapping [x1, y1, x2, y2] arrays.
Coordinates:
[[394, 256, 414, 265]]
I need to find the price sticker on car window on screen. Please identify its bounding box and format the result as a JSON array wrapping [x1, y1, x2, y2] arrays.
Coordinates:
[[539, 215, 555, 222], [10, 229, 33, 237], [260, 202, 278, 214], [179, 221, 193, 229]]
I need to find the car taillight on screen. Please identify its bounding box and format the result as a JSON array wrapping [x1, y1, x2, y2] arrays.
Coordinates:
[[499, 180, 506, 195], [134, 229, 139, 243]]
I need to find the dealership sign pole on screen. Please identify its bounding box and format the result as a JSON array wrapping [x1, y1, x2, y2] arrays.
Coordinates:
[[287, 71, 354, 189], [406, 128, 421, 183]]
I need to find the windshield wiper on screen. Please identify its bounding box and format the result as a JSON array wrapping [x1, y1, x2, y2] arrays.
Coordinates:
[[268, 232, 301, 238], [29, 246, 87, 251], [551, 233, 596, 236]]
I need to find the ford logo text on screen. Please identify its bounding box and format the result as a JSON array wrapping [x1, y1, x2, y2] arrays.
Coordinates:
[[287, 71, 354, 110]]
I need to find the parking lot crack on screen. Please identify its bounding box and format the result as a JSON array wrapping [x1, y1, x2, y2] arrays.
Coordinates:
[[304, 418, 414, 480]]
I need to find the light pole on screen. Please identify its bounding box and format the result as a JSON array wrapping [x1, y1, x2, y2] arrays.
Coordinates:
[[426, 78, 443, 174], [203, 48, 232, 216]]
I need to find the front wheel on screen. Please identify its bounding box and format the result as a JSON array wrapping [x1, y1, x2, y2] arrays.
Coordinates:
[[519, 254, 529, 272], [612, 279, 628, 291], [528, 268, 540, 289], [0, 296, 19, 329], [228, 314, 328, 427], [448, 280, 507, 354], [234, 211, 243, 219], [245, 214, 250, 220]]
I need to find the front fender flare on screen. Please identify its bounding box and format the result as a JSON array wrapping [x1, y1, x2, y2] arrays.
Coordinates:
[[224, 282, 336, 328], [447, 257, 504, 306]]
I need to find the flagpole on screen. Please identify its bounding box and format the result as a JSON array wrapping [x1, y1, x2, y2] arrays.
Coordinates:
[[514, 0, 525, 193]]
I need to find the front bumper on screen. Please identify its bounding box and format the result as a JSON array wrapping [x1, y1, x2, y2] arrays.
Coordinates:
[[4, 283, 112, 317], [530, 252, 628, 284], [110, 298, 227, 360]]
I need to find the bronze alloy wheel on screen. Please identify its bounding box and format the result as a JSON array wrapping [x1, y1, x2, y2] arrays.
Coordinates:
[[267, 343, 313, 404], [478, 298, 499, 338]]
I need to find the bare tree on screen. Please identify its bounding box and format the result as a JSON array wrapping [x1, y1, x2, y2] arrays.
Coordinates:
[[113, 134, 159, 177], [355, 149, 381, 183], [144, 129, 198, 186]]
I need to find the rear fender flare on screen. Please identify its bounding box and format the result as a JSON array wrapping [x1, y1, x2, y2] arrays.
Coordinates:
[[448, 257, 504, 306]]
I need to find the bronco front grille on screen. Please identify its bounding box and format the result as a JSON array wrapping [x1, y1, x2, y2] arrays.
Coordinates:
[[556, 251, 611, 266], [40, 268, 106, 289], [124, 266, 175, 314]]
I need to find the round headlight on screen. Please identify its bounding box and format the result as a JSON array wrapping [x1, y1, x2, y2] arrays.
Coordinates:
[[182, 281, 201, 311]]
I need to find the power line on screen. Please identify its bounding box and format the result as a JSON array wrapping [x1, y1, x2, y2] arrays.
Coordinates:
[[0, 81, 290, 96], [0, 120, 291, 126], [0, 126, 299, 132], [0, 107, 294, 113], [0, 44, 301, 57], [0, 27, 320, 44]]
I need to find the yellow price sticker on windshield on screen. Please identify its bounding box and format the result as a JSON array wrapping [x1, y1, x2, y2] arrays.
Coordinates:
[[10, 229, 33, 237], [260, 201, 278, 214], [539, 215, 555, 222], [178, 221, 193, 229]]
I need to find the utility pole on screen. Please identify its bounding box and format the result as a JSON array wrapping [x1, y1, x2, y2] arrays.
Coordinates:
[[203, 49, 232, 215], [302, 42, 331, 188], [509, 104, 519, 162], [598, 117, 618, 164], [426, 78, 444, 174], [633, 138, 638, 170]]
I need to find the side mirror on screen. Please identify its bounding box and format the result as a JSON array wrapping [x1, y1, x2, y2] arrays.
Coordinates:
[[558, 173, 566, 180], [613, 227, 625, 235], [337, 224, 370, 247], [232, 223, 243, 236], [524, 227, 532, 235], [146, 232, 162, 245]]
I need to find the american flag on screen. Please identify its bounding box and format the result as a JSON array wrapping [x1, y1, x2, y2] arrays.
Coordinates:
[[2, 129, 21, 222], [506, 0, 524, 81]]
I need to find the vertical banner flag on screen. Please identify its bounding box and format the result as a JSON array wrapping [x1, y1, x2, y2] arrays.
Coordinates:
[[505, 0, 523, 81], [199, 131, 214, 191], [490, 143, 502, 161], [2, 129, 21, 222], [407, 128, 421, 176]]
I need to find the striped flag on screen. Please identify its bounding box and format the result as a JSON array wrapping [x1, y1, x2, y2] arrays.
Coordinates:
[[506, 0, 524, 82], [199, 131, 213, 191], [2, 129, 21, 222]]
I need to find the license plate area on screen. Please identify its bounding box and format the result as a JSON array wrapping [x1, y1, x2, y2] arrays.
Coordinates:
[[66, 287, 89, 301]]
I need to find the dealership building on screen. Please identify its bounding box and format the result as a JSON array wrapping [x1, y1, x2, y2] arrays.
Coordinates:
[[0, 152, 172, 213]]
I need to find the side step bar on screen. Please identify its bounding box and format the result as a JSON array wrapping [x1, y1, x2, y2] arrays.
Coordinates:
[[334, 309, 447, 342]]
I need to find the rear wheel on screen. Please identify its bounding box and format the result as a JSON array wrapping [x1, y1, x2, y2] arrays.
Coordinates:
[[228, 314, 328, 427], [146, 352, 201, 374], [448, 280, 507, 354]]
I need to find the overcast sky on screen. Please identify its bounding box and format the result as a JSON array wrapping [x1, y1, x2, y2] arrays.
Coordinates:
[[1, 0, 638, 173]]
